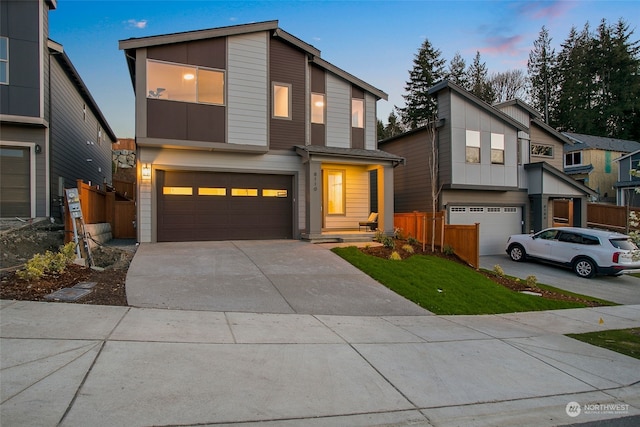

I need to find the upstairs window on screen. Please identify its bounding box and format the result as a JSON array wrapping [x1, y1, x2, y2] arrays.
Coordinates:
[[565, 151, 582, 166], [531, 143, 553, 158], [311, 93, 325, 124], [351, 99, 364, 128], [466, 130, 480, 163], [273, 83, 291, 119], [491, 133, 504, 164], [147, 60, 224, 105], [0, 37, 7, 84]]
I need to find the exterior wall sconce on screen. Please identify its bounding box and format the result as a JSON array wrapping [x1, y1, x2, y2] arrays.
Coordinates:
[[141, 163, 152, 180]]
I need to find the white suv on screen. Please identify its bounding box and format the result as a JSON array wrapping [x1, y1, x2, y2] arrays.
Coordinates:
[[505, 227, 640, 278]]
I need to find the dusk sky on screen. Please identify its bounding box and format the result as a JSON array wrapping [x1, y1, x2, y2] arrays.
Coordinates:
[[49, 0, 639, 138]]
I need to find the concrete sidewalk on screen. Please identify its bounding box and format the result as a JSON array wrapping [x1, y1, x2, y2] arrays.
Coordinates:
[[2, 300, 639, 426]]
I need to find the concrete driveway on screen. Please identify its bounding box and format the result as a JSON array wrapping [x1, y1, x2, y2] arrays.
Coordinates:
[[481, 254, 640, 305], [126, 240, 429, 316]]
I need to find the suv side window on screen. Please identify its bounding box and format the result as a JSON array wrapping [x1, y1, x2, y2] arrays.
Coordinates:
[[558, 232, 581, 244], [582, 235, 600, 245], [537, 230, 559, 240]]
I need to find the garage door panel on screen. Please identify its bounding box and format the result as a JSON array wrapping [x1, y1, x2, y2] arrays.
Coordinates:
[[449, 206, 522, 256], [0, 146, 30, 217], [158, 171, 292, 242]]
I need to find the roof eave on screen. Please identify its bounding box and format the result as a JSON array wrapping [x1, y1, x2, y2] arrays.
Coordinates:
[[312, 57, 388, 100]]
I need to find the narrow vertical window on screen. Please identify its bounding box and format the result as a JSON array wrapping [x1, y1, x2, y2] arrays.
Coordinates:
[[491, 133, 504, 164], [326, 170, 345, 215], [351, 99, 364, 128], [0, 37, 8, 84], [311, 93, 325, 124], [273, 83, 291, 119], [466, 130, 480, 163]]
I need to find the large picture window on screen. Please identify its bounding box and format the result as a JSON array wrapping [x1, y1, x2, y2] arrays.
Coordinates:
[[491, 133, 504, 164], [273, 83, 291, 119], [311, 93, 325, 124], [146, 60, 224, 105], [466, 130, 480, 163], [326, 170, 345, 215], [0, 37, 8, 84], [351, 99, 364, 128]]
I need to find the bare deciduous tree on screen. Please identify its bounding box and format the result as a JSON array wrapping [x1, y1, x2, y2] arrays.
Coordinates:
[[490, 69, 528, 103]]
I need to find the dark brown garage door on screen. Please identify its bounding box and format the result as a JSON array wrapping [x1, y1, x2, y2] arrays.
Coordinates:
[[0, 146, 30, 217], [157, 171, 293, 242]]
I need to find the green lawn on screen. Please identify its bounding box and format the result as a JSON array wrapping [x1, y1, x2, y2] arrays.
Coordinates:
[[332, 246, 612, 315], [568, 329, 640, 360]]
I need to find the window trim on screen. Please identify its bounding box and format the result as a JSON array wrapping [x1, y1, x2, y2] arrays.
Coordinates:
[[531, 143, 554, 158], [0, 36, 8, 85], [351, 98, 364, 128], [465, 130, 481, 163], [146, 59, 226, 106], [490, 133, 504, 165], [311, 92, 325, 124], [325, 169, 346, 216], [272, 82, 292, 120]]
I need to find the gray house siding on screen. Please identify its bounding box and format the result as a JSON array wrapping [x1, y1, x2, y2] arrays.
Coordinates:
[[436, 90, 452, 187], [49, 55, 113, 217], [0, 0, 42, 118]]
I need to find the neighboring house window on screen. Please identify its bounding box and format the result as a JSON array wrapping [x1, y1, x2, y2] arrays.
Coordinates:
[[0, 37, 8, 84], [326, 170, 345, 215], [531, 144, 553, 158], [311, 93, 325, 124], [97, 128, 102, 146], [147, 60, 225, 105], [273, 83, 291, 119], [351, 99, 364, 128], [466, 130, 480, 163], [491, 133, 504, 164], [565, 151, 582, 166]]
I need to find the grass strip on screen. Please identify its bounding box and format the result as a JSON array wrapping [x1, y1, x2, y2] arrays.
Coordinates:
[[333, 246, 603, 315], [567, 328, 640, 360]]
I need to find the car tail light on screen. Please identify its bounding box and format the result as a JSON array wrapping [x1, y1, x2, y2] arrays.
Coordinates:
[[613, 252, 621, 263]]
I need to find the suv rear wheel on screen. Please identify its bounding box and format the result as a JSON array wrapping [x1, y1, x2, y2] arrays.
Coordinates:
[[573, 258, 596, 278]]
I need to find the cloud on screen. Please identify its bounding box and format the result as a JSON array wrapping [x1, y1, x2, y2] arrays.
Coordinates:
[[478, 34, 525, 57], [515, 0, 574, 20], [126, 19, 147, 29]]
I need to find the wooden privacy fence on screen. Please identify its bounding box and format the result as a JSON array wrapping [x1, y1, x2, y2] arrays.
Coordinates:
[[394, 211, 480, 269], [587, 203, 640, 233], [65, 179, 136, 242]]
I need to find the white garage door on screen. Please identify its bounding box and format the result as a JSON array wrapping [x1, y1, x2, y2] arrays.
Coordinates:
[[449, 206, 523, 255]]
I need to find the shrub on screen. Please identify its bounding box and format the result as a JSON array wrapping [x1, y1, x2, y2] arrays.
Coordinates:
[[526, 275, 537, 287], [402, 244, 414, 254], [374, 229, 385, 243], [407, 237, 419, 245], [381, 235, 395, 249], [17, 253, 49, 281], [16, 242, 77, 281], [394, 227, 403, 240], [388, 251, 402, 260], [493, 264, 505, 277], [443, 245, 455, 255]]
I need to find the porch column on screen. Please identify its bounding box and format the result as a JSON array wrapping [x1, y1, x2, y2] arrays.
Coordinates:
[[377, 164, 395, 235], [307, 160, 322, 235]]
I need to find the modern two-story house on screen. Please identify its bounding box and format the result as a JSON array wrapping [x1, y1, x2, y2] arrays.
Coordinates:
[[380, 80, 595, 255], [563, 132, 640, 203], [119, 21, 401, 243], [0, 0, 116, 220]]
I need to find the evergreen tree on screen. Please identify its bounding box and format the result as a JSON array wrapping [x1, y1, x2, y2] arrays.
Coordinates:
[[447, 51, 468, 88], [466, 51, 495, 103], [385, 111, 405, 138], [397, 38, 446, 129], [527, 26, 556, 123]]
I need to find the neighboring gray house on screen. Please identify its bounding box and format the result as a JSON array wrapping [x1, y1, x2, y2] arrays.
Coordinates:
[[563, 132, 640, 203], [614, 149, 640, 207], [0, 0, 116, 220], [380, 81, 595, 255], [119, 21, 401, 243]]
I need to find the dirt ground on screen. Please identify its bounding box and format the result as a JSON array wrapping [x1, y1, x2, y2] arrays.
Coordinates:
[[0, 219, 134, 306]]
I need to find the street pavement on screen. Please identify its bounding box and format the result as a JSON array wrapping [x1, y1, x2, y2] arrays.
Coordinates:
[[2, 241, 640, 426]]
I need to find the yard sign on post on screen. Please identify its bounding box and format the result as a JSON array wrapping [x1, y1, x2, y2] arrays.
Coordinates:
[[65, 188, 94, 266]]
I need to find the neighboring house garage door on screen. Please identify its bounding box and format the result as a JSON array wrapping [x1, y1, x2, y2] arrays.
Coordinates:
[[449, 206, 522, 256], [157, 171, 293, 242], [0, 146, 30, 217]]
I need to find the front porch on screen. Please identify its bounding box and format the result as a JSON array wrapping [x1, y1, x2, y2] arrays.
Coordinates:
[[301, 229, 377, 243]]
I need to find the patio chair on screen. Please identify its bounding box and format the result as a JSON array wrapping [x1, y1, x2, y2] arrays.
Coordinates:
[[359, 212, 378, 231]]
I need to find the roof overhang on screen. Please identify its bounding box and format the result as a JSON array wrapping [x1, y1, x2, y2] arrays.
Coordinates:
[[295, 145, 405, 167], [564, 164, 594, 175], [525, 161, 597, 197], [531, 118, 573, 145]]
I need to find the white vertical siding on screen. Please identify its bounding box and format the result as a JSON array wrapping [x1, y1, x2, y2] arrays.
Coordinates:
[[365, 93, 376, 150], [323, 165, 369, 229], [227, 32, 268, 146], [325, 74, 350, 148], [139, 182, 152, 242]]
